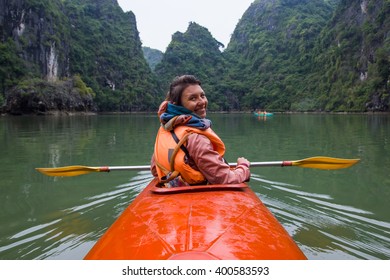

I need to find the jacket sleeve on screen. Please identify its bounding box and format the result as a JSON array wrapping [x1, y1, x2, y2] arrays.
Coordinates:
[[187, 133, 250, 184]]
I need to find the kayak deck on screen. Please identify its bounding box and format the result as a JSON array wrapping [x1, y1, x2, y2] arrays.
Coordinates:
[[84, 178, 306, 260]]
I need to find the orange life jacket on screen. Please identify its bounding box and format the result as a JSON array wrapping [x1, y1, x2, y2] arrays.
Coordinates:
[[154, 125, 225, 185]]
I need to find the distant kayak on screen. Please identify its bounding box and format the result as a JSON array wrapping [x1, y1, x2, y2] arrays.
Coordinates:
[[254, 112, 274, 117], [84, 178, 306, 260]]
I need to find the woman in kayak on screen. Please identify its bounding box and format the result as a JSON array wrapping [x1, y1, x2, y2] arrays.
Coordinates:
[[151, 75, 250, 187]]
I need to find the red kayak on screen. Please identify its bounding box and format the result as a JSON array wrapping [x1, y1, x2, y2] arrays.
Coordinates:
[[84, 178, 306, 260]]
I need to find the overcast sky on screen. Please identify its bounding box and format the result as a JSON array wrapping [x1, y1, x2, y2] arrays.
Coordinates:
[[117, 0, 254, 52]]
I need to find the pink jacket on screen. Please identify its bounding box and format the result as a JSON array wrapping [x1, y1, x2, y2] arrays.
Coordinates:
[[151, 133, 250, 185]]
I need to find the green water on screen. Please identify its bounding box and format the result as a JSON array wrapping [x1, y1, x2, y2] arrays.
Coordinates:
[[0, 113, 389, 259]]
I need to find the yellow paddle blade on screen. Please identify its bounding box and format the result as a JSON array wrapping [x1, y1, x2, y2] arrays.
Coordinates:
[[291, 156, 360, 170], [35, 166, 106, 177]]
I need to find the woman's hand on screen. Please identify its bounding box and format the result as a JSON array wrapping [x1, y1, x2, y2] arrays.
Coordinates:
[[237, 157, 250, 168]]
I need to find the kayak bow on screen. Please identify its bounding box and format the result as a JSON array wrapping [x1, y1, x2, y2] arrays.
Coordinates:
[[84, 178, 306, 260]]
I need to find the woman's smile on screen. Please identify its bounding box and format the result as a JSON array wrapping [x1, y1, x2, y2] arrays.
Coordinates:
[[180, 84, 208, 118]]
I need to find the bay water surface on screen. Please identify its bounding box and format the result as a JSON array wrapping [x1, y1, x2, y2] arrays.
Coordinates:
[[0, 113, 389, 260]]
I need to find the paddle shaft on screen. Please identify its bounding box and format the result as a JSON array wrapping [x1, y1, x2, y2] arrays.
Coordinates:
[[100, 165, 151, 172], [100, 161, 290, 172], [98, 158, 358, 172]]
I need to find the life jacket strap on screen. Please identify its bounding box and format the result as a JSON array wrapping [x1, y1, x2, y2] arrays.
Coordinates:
[[169, 132, 192, 171], [170, 131, 190, 160]]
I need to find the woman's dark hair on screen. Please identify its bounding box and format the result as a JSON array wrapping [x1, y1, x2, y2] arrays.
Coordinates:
[[165, 75, 201, 106]]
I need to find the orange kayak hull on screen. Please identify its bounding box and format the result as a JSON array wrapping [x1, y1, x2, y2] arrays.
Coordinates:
[[84, 178, 306, 260]]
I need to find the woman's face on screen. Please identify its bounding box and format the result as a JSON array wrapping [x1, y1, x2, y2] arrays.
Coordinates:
[[180, 84, 208, 118]]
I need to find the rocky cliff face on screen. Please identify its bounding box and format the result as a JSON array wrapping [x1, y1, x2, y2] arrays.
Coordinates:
[[1, 0, 70, 81], [1, 0, 156, 115], [315, 0, 390, 111], [4, 77, 97, 115], [223, 0, 389, 111], [225, 0, 336, 111]]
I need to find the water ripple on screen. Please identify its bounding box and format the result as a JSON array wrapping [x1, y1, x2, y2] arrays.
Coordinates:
[[250, 174, 390, 259], [299, 196, 373, 215], [10, 219, 61, 239], [2, 172, 389, 260], [0, 174, 151, 260]]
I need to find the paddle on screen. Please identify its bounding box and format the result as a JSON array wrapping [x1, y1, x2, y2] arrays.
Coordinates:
[[35, 156, 360, 177]]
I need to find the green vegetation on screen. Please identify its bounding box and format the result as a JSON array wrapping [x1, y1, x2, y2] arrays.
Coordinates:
[[236, 0, 389, 112], [73, 74, 95, 97], [143, 47, 164, 71], [154, 22, 227, 111], [310, 0, 390, 111], [0, 39, 28, 104], [63, 0, 159, 111], [153, 0, 389, 112], [1, 0, 389, 113]]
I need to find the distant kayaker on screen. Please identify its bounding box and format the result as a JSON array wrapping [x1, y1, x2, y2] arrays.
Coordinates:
[[151, 75, 250, 187]]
